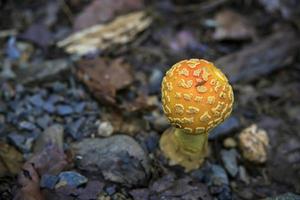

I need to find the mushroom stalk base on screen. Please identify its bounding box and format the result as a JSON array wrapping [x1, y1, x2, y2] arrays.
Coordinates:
[[160, 127, 208, 172]]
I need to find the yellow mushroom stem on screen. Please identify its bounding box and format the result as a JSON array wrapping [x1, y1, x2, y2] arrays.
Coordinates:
[[174, 128, 208, 153], [159, 127, 209, 171]]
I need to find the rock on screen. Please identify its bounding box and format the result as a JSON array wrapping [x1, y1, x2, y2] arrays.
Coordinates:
[[97, 121, 114, 137], [150, 174, 212, 200], [238, 166, 249, 184], [40, 174, 59, 189], [209, 116, 240, 140], [148, 69, 163, 94], [265, 193, 300, 200], [15, 59, 71, 85], [216, 30, 300, 83], [29, 94, 45, 108], [238, 124, 269, 163], [72, 135, 151, 187], [210, 164, 229, 186], [43, 101, 55, 113], [56, 105, 74, 116], [18, 121, 37, 131], [67, 117, 85, 139], [223, 137, 237, 148], [7, 132, 33, 153], [152, 113, 169, 133], [33, 124, 64, 153], [36, 115, 52, 129], [221, 149, 239, 177], [56, 171, 88, 188], [209, 184, 232, 200]]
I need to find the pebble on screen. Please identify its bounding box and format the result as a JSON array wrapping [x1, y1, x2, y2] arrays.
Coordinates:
[[210, 185, 231, 200], [67, 117, 85, 139], [221, 149, 239, 177], [265, 193, 300, 200], [36, 115, 52, 129], [223, 137, 237, 148], [40, 174, 59, 189], [209, 116, 240, 140], [238, 124, 269, 163], [148, 69, 163, 94], [7, 132, 33, 153], [56, 105, 74, 116], [71, 135, 151, 187], [29, 94, 44, 108], [18, 121, 37, 131], [74, 102, 86, 113], [55, 171, 88, 188], [210, 164, 229, 186], [238, 166, 249, 184], [43, 101, 55, 113], [33, 124, 64, 152], [152, 114, 169, 133], [97, 121, 114, 137]]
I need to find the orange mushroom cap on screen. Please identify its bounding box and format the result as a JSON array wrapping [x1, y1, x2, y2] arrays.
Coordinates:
[[161, 59, 234, 134]]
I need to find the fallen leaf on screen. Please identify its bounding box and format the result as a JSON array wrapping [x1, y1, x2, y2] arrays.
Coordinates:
[[0, 142, 23, 176], [74, 0, 144, 30], [14, 163, 45, 200], [76, 58, 133, 105], [58, 11, 152, 55], [14, 144, 69, 200], [213, 10, 255, 40]]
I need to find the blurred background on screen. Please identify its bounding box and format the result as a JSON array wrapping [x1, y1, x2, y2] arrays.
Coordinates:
[[0, 0, 300, 199]]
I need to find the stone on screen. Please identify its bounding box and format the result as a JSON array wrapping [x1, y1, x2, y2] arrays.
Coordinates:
[[40, 174, 59, 189], [29, 94, 45, 108], [221, 149, 239, 177], [223, 137, 237, 148], [265, 193, 300, 200], [33, 124, 64, 153], [152, 113, 169, 133], [148, 69, 163, 94], [97, 121, 114, 137], [238, 166, 249, 184], [238, 124, 269, 163], [209, 117, 240, 140], [210, 164, 229, 186], [56, 105, 74, 116], [7, 132, 33, 153], [71, 135, 151, 187], [56, 171, 88, 188], [18, 121, 37, 131]]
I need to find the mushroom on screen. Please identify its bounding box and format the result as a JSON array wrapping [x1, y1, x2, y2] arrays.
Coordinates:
[[160, 58, 234, 171]]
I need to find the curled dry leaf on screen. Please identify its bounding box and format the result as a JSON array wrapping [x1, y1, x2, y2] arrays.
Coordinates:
[[58, 11, 152, 55], [15, 163, 45, 200], [213, 10, 255, 40], [76, 58, 133, 105], [14, 144, 69, 200]]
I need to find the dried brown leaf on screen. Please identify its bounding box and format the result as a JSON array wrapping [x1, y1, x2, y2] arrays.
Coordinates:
[[15, 163, 44, 200], [77, 58, 133, 105]]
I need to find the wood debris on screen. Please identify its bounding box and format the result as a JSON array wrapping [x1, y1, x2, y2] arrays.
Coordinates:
[[57, 11, 152, 55]]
